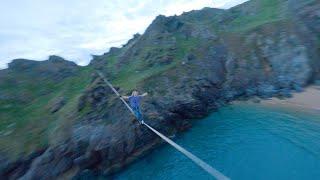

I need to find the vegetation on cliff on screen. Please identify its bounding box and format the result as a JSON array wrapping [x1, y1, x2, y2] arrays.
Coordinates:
[[0, 0, 319, 178]]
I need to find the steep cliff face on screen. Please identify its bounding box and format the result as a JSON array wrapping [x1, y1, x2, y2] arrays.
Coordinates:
[[1, 0, 319, 179]]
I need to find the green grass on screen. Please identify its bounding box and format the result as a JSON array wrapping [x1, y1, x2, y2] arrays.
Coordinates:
[[105, 55, 119, 74], [107, 35, 201, 90], [175, 35, 201, 59], [111, 53, 175, 90], [227, 0, 284, 31], [0, 67, 92, 158], [114, 61, 178, 90]]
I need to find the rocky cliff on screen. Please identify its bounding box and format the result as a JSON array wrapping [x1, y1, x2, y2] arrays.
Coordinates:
[[0, 0, 319, 179]]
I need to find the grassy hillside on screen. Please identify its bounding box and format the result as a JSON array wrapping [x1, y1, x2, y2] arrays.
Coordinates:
[[92, 32, 203, 91], [0, 66, 92, 158], [93, 0, 288, 91], [227, 0, 285, 31]]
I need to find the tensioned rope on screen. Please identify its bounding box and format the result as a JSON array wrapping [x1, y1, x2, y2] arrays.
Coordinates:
[[97, 71, 230, 180]]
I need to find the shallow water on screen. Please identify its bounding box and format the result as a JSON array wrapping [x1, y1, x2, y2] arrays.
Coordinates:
[[115, 103, 320, 180]]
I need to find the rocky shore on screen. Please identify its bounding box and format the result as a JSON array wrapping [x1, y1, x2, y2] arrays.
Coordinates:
[[259, 86, 320, 112]]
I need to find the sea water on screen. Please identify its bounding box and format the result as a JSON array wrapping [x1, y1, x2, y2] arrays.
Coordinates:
[[115, 103, 320, 180]]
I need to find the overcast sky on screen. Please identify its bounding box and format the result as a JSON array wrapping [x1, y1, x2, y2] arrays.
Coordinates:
[[0, 0, 248, 69]]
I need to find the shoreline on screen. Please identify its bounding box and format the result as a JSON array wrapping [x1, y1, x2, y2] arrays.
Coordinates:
[[252, 86, 320, 113]]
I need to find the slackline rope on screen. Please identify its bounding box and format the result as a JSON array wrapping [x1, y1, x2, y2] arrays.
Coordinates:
[[97, 71, 230, 180]]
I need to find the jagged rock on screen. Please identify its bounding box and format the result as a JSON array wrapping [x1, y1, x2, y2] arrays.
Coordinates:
[[278, 89, 293, 98], [245, 87, 257, 96], [251, 97, 261, 103], [73, 155, 91, 170], [257, 84, 278, 98], [52, 157, 73, 176], [108, 47, 121, 55], [49, 97, 66, 113], [293, 84, 304, 92], [8, 59, 39, 70], [37, 149, 54, 165], [72, 169, 97, 180], [0, 148, 46, 179], [190, 25, 217, 40]]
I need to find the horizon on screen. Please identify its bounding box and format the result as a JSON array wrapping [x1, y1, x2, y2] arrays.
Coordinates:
[[0, 0, 248, 69]]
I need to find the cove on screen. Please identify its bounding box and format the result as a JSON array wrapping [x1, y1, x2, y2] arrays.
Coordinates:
[[114, 103, 320, 180]]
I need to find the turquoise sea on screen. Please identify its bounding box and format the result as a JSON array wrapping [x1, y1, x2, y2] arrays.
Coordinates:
[[115, 103, 320, 180]]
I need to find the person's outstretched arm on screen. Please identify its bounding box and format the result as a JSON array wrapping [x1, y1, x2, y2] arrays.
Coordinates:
[[141, 92, 148, 97], [121, 95, 130, 99]]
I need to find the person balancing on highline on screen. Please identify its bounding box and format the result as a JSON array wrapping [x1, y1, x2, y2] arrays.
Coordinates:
[[121, 90, 148, 124]]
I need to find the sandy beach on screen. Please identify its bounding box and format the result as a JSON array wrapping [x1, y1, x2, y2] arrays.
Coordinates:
[[260, 86, 320, 112]]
